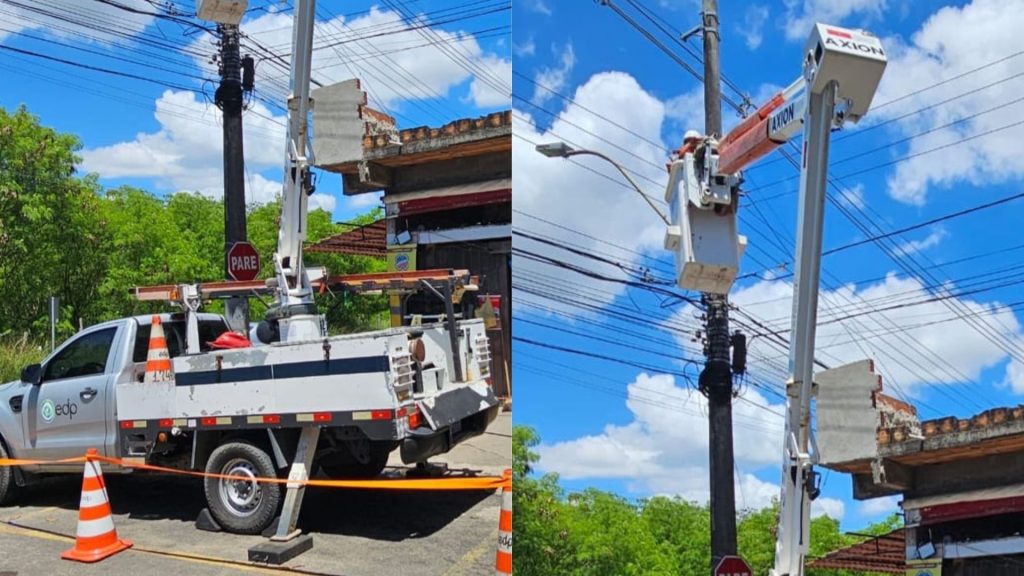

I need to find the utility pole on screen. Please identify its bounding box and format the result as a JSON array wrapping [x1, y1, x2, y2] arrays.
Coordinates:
[[698, 0, 738, 571], [215, 24, 251, 334]]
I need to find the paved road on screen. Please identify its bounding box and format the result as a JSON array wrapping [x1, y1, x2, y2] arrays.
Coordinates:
[[0, 411, 510, 576]]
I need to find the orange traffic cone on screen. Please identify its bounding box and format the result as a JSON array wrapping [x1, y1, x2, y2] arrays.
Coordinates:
[[495, 468, 512, 575], [61, 449, 132, 563], [144, 315, 173, 384]]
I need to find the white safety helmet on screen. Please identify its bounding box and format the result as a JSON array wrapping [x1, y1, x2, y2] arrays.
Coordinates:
[[683, 129, 701, 142]]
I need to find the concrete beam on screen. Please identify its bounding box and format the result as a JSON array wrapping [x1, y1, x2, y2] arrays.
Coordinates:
[[908, 450, 1024, 499], [816, 359, 883, 467], [312, 79, 375, 168], [358, 161, 392, 188], [852, 473, 903, 500], [872, 458, 914, 491]]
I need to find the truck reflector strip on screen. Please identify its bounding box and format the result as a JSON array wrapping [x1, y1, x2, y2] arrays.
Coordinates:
[[353, 410, 394, 421], [296, 412, 333, 423], [200, 416, 233, 426], [826, 28, 852, 39], [246, 414, 281, 425], [120, 410, 402, 430]]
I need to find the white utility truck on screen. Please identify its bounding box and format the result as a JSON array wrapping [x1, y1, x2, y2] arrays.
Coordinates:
[[0, 0, 501, 540], [0, 271, 499, 534]]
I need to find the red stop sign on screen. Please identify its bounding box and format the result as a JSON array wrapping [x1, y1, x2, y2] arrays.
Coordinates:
[[227, 242, 261, 281], [715, 556, 753, 576]]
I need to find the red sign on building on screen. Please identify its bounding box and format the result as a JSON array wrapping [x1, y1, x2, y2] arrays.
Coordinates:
[[227, 242, 261, 282]]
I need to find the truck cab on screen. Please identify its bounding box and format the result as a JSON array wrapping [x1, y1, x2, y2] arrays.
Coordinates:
[[0, 313, 228, 473]]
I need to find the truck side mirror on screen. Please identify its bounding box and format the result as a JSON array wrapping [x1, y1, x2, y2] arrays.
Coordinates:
[[21, 364, 41, 386]]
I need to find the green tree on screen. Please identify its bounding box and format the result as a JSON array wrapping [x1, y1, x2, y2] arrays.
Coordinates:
[[247, 200, 387, 333], [0, 106, 108, 335], [514, 425, 902, 575]]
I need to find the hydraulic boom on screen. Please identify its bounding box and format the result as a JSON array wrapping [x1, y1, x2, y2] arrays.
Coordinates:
[[663, 23, 886, 575], [266, 0, 322, 342]]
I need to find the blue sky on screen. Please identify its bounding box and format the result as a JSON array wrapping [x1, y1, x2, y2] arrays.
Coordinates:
[[0, 0, 510, 223], [513, 0, 1024, 529]]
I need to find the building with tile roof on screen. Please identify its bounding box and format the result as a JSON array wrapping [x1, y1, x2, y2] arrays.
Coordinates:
[[816, 359, 1024, 574], [309, 79, 510, 400]]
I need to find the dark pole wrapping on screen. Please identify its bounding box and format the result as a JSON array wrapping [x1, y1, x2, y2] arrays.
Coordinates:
[[699, 0, 738, 572], [216, 24, 250, 334]]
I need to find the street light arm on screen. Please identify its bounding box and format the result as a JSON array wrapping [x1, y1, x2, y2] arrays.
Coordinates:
[[564, 149, 671, 225]]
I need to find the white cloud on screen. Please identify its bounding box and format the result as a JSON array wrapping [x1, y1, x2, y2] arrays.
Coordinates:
[[470, 54, 511, 108], [536, 372, 845, 519], [857, 495, 901, 517], [1000, 343, 1024, 394], [532, 44, 575, 105], [738, 5, 770, 50], [813, 497, 847, 520], [513, 37, 536, 58], [214, 7, 510, 110], [838, 183, 867, 209], [528, 0, 552, 16], [80, 7, 512, 203], [664, 87, 704, 132], [537, 373, 785, 494], [344, 191, 383, 211], [79, 90, 286, 198], [782, 0, 888, 41], [678, 274, 1023, 393], [308, 192, 336, 213], [513, 72, 670, 312], [874, 0, 1024, 204], [893, 228, 947, 256], [0, 0, 153, 43], [248, 173, 282, 204]]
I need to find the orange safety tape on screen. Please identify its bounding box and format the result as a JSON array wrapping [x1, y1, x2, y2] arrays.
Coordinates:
[[0, 456, 87, 466], [0, 454, 511, 490]]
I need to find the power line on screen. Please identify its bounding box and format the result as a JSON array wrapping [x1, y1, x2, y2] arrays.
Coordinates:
[[0, 43, 205, 92]]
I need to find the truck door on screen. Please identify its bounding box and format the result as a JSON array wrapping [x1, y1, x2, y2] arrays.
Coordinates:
[[24, 326, 120, 465]]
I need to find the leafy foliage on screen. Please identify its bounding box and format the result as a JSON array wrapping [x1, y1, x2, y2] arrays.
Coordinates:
[[0, 105, 386, 362], [512, 425, 901, 575]]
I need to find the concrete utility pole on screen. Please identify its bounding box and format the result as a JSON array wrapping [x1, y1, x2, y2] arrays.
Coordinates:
[[699, 0, 738, 571], [216, 24, 250, 334]]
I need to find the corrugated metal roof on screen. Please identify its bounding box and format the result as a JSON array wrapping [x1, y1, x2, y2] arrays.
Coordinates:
[[307, 220, 386, 258], [807, 529, 905, 573]]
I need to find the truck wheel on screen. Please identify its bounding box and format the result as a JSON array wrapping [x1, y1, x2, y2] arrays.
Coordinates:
[[0, 441, 17, 505], [204, 441, 280, 534], [319, 440, 393, 479]]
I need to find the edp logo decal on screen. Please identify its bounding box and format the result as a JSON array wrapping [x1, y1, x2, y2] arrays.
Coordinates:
[[41, 398, 77, 423]]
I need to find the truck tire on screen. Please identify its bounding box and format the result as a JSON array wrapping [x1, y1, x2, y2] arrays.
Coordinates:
[[203, 441, 280, 534], [319, 440, 393, 479], [0, 441, 16, 505]]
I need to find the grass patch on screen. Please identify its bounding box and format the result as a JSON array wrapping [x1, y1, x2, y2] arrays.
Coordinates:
[[0, 333, 45, 383]]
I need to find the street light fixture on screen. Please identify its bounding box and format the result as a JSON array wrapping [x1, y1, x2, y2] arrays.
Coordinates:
[[534, 142, 670, 225], [535, 141, 574, 158]]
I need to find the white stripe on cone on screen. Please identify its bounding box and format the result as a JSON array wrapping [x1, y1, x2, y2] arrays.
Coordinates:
[[75, 516, 116, 539], [83, 461, 101, 479], [79, 489, 106, 508], [145, 320, 173, 384], [496, 484, 512, 574]]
